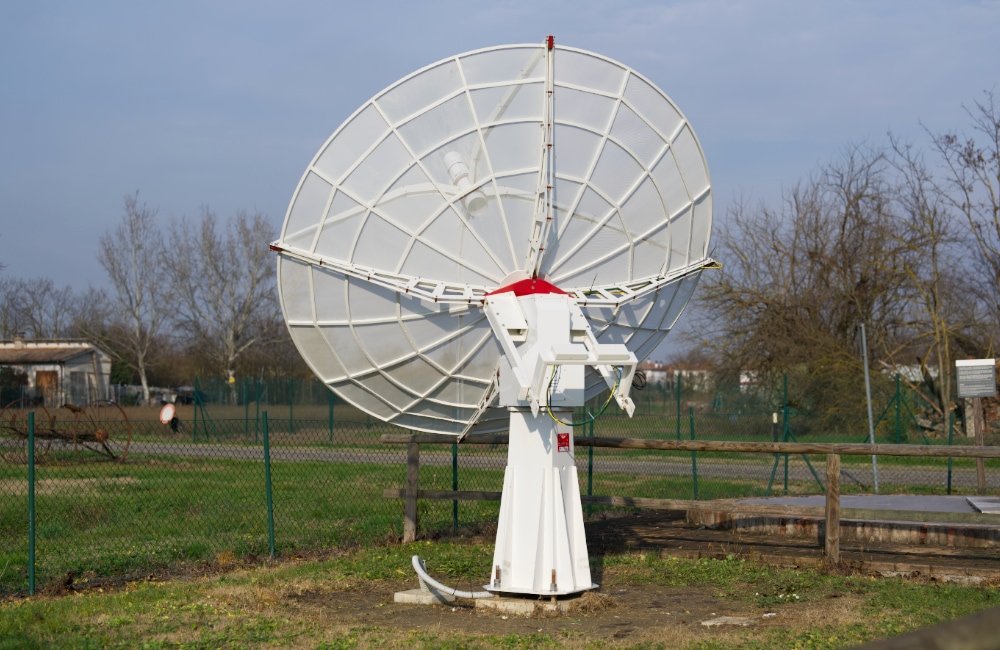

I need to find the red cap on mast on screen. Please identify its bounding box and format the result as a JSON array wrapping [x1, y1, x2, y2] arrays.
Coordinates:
[[485, 277, 567, 297]]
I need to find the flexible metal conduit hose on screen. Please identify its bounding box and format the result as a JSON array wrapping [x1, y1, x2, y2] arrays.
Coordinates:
[[411, 555, 494, 600]]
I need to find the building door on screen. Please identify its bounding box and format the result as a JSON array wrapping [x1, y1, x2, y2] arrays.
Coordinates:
[[35, 370, 58, 407], [70, 371, 87, 406]]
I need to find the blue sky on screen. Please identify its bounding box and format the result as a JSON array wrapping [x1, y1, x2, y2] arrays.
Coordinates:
[[2, 0, 998, 297]]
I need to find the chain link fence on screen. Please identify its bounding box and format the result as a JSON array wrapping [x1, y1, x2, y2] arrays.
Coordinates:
[[2, 378, 998, 597], [0, 406, 407, 597], [113, 370, 993, 448]]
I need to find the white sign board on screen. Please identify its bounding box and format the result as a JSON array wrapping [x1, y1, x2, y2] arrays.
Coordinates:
[[956, 359, 997, 398]]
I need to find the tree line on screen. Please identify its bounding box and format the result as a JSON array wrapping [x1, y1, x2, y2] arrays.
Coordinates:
[[694, 90, 1000, 433], [0, 197, 306, 403], [3, 91, 998, 424]]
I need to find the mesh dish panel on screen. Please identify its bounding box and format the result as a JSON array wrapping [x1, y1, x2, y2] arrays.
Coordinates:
[[276, 43, 712, 435]]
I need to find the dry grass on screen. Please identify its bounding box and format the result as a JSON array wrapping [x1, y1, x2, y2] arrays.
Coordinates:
[[4, 476, 139, 496]]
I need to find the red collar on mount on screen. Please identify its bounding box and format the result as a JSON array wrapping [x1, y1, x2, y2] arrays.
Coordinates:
[[485, 277, 568, 297]]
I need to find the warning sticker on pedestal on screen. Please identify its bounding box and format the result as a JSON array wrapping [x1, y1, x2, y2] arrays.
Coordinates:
[[557, 433, 570, 452]]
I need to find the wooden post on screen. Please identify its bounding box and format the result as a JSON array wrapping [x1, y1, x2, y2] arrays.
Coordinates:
[[403, 441, 420, 543], [964, 398, 976, 438], [824, 453, 840, 565], [974, 397, 986, 494]]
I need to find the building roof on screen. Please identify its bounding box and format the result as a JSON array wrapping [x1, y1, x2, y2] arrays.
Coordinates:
[[0, 340, 108, 364]]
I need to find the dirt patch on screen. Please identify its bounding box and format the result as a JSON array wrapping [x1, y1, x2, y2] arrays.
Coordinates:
[[267, 574, 854, 647], [20, 540, 979, 648]]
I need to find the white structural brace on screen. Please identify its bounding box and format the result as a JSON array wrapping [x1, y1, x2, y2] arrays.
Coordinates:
[[484, 292, 636, 416], [273, 241, 715, 310]]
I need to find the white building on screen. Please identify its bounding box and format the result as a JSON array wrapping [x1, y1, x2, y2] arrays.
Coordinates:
[[638, 360, 713, 391], [0, 337, 112, 407]]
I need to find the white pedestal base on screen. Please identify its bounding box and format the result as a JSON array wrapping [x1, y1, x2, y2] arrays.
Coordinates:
[[486, 409, 595, 596]]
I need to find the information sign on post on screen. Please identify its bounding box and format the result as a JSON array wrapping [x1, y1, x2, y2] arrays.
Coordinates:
[[956, 359, 998, 399], [956, 359, 996, 493]]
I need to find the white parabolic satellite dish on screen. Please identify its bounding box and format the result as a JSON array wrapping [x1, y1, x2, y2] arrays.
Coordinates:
[[272, 40, 714, 437]]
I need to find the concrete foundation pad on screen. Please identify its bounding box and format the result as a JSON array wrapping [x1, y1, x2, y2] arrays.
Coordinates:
[[741, 495, 979, 514], [685, 495, 1000, 550], [967, 497, 1000, 514], [393, 588, 456, 605], [474, 593, 585, 616]]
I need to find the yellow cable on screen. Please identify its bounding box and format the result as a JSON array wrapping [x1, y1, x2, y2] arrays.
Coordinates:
[[544, 366, 620, 427]]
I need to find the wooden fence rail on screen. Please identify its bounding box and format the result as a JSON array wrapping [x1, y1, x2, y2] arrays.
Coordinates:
[[380, 432, 1000, 458], [381, 434, 1000, 564]]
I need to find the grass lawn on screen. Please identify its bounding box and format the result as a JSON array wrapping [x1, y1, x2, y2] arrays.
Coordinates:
[[2, 540, 998, 649]]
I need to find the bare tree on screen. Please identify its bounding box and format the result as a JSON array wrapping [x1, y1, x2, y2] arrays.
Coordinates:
[[0, 276, 79, 339], [166, 209, 279, 393], [696, 146, 917, 429], [88, 193, 170, 403], [928, 89, 1000, 354], [0, 278, 15, 338], [886, 135, 981, 420]]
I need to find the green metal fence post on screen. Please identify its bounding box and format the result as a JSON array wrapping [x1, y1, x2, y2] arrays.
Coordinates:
[[328, 392, 335, 443], [27, 411, 36, 596], [194, 377, 207, 441], [894, 374, 902, 444], [783, 373, 789, 494], [243, 380, 249, 438], [262, 412, 276, 559], [287, 378, 294, 435], [947, 411, 954, 495], [675, 373, 682, 441], [689, 407, 699, 499], [587, 412, 594, 516], [254, 378, 261, 444], [765, 452, 779, 496], [451, 441, 458, 534]]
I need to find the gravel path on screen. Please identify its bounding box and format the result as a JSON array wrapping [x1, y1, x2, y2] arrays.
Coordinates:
[[104, 439, 998, 491]]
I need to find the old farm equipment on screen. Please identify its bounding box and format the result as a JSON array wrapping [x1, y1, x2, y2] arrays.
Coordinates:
[[0, 400, 132, 462], [0, 403, 55, 463]]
